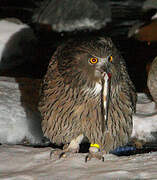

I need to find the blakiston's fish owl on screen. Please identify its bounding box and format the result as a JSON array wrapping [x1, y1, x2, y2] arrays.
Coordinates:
[[39, 37, 136, 159]]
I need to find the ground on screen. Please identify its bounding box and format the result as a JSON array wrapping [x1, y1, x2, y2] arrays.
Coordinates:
[[1, 145, 157, 180]]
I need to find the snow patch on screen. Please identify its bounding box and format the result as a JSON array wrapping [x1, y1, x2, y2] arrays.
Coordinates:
[[152, 12, 157, 20], [0, 19, 37, 69], [51, 18, 109, 32], [132, 93, 157, 142], [0, 77, 44, 145]]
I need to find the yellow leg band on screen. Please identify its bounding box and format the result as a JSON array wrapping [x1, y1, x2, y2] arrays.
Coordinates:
[[90, 144, 100, 149]]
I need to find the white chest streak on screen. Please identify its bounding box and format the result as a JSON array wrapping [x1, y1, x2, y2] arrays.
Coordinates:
[[103, 74, 109, 120]]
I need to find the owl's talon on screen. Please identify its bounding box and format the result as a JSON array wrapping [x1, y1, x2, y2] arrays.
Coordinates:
[[50, 136, 83, 159], [85, 154, 91, 162], [59, 152, 66, 158], [50, 147, 79, 159], [85, 152, 104, 162], [63, 144, 69, 150], [50, 148, 61, 158], [50, 149, 67, 159]]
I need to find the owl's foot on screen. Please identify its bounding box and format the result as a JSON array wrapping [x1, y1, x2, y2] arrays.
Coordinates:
[[85, 145, 106, 162], [85, 152, 105, 162], [50, 145, 79, 159], [50, 134, 84, 159]]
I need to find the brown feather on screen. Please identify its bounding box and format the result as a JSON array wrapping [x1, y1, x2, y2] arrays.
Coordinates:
[[39, 37, 136, 152]]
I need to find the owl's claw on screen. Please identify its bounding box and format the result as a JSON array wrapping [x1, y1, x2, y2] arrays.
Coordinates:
[[85, 146, 106, 162], [85, 152, 105, 162], [50, 148, 57, 158], [49, 149, 67, 159], [50, 135, 84, 159], [50, 145, 80, 159], [58, 151, 66, 158]]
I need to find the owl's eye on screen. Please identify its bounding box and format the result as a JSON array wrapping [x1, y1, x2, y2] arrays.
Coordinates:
[[108, 56, 113, 62], [89, 58, 98, 64]]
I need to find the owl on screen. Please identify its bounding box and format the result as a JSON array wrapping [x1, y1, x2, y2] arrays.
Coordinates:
[[39, 37, 136, 160]]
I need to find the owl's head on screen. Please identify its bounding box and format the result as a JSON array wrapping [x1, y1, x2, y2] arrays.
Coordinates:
[[57, 37, 124, 94]]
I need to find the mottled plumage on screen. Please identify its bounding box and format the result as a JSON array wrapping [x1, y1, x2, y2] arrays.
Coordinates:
[[39, 37, 136, 154]]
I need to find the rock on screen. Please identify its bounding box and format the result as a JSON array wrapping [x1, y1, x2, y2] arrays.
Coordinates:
[[143, 0, 157, 11], [1, 144, 157, 179], [147, 56, 157, 103], [128, 20, 157, 42], [128, 0, 157, 42], [32, 0, 111, 32]]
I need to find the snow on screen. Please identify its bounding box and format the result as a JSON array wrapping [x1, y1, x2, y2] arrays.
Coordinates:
[[0, 19, 37, 69], [51, 18, 109, 32], [132, 93, 157, 142], [0, 20, 26, 48], [0, 77, 43, 145], [0, 77, 157, 179], [152, 12, 157, 20]]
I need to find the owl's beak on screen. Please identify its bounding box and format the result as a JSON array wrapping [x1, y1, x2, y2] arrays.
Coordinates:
[[97, 61, 111, 78]]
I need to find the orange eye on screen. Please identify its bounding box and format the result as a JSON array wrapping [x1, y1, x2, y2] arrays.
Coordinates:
[[108, 56, 112, 62], [89, 58, 98, 64]]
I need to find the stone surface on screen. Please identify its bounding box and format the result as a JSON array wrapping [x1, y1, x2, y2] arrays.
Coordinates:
[[147, 57, 157, 103], [0, 144, 157, 179]]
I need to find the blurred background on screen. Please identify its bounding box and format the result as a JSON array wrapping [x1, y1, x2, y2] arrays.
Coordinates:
[[0, 0, 157, 92]]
